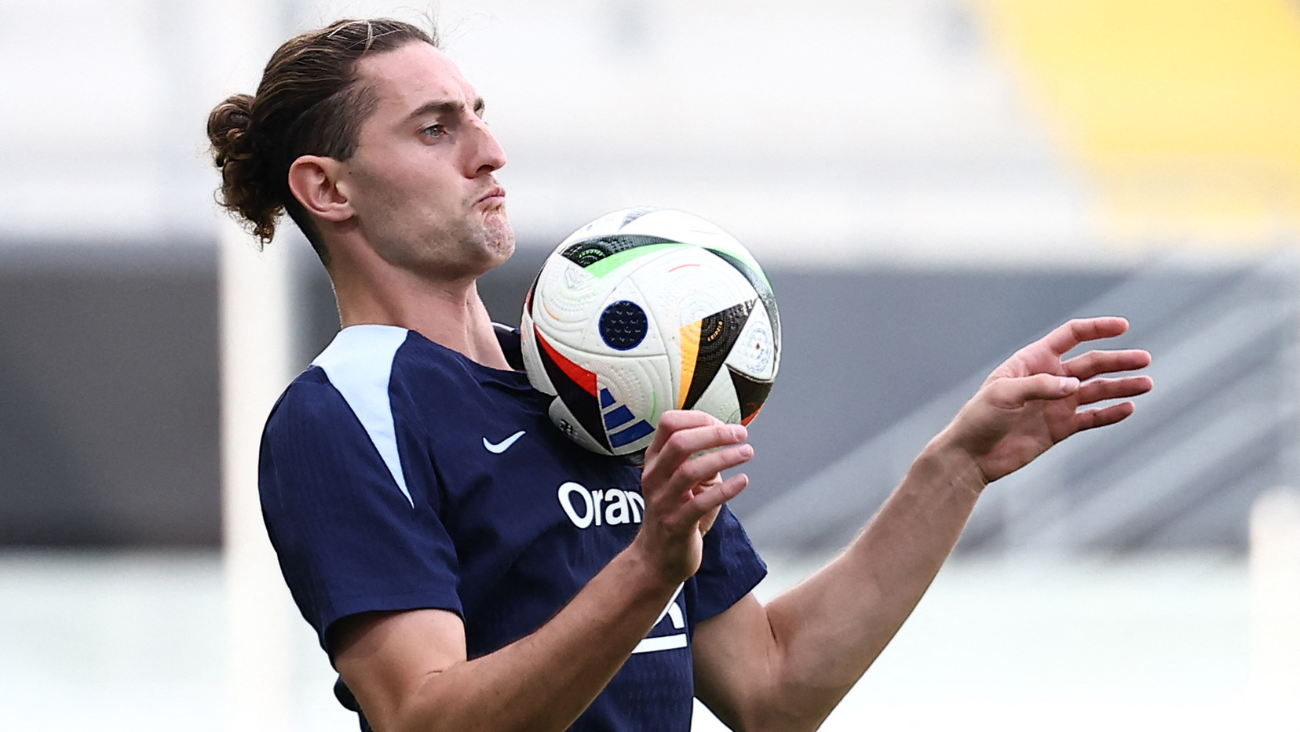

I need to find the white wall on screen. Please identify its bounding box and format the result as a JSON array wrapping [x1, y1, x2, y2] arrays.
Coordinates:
[[0, 0, 1107, 265]]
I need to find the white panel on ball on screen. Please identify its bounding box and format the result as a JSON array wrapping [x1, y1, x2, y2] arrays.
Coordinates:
[[725, 306, 777, 382], [690, 366, 744, 426]]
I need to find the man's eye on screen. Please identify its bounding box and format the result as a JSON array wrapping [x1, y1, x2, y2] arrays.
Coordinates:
[[421, 124, 445, 138]]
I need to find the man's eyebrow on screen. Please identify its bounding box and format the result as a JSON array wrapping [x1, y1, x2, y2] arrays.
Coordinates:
[[407, 98, 487, 121]]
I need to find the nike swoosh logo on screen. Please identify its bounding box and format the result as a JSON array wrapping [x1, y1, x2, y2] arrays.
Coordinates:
[[483, 430, 526, 454]]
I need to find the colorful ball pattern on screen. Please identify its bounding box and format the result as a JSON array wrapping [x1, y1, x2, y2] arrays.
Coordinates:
[[520, 208, 781, 459]]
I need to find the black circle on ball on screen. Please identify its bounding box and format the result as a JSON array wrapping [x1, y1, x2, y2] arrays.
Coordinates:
[[599, 301, 648, 350]]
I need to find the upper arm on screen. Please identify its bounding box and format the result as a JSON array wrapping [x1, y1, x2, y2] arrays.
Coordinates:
[[260, 379, 463, 649], [333, 608, 469, 731], [690, 505, 775, 730], [692, 592, 778, 732]]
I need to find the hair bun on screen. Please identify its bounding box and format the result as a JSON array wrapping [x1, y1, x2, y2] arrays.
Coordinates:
[[207, 94, 256, 167], [207, 93, 281, 243]]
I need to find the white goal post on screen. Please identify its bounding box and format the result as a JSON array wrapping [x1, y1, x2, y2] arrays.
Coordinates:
[[208, 0, 297, 729]]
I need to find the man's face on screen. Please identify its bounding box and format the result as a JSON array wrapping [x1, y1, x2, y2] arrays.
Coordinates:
[[338, 42, 513, 279]]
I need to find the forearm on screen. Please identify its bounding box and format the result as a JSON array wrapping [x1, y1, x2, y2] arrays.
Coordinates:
[[699, 318, 1151, 731], [760, 429, 983, 725], [351, 546, 678, 732]]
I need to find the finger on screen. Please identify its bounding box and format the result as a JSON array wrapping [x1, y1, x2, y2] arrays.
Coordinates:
[[656, 409, 722, 432], [644, 422, 748, 489], [1064, 349, 1152, 380], [662, 444, 755, 502], [690, 474, 723, 497], [644, 411, 733, 467], [1075, 401, 1137, 431], [671, 473, 748, 526], [645, 410, 725, 458], [985, 373, 1079, 409], [1041, 317, 1130, 356], [647, 421, 748, 478], [1076, 375, 1154, 406]]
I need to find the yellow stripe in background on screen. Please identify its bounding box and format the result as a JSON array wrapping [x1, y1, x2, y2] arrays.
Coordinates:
[[976, 0, 1300, 246], [678, 321, 702, 409]]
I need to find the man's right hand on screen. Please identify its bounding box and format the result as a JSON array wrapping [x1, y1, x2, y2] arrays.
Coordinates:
[[632, 411, 755, 586]]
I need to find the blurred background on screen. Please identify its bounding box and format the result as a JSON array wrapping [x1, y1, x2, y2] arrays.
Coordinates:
[[2, 0, 1300, 729]]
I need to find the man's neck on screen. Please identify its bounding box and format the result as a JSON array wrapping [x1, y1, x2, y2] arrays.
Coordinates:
[[330, 253, 511, 371]]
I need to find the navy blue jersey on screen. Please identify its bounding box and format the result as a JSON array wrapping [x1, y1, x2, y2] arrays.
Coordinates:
[[258, 325, 767, 732]]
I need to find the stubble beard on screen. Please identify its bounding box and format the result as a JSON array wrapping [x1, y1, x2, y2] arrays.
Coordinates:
[[471, 205, 515, 265], [422, 205, 514, 282]]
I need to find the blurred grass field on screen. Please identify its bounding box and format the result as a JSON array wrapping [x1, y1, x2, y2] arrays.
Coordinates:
[[0, 550, 1266, 732]]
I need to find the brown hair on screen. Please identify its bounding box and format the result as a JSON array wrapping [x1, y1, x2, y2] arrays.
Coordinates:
[[207, 18, 438, 261]]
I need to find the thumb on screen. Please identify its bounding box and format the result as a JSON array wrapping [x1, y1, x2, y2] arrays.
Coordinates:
[[988, 373, 1079, 409]]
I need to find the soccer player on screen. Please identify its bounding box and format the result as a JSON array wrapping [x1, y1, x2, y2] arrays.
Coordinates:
[[207, 18, 1152, 732]]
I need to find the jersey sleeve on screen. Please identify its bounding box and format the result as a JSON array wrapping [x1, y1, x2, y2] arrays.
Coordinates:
[[258, 375, 462, 656], [692, 505, 768, 623]]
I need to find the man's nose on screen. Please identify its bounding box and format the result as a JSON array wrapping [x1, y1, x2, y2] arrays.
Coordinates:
[[464, 116, 507, 176]]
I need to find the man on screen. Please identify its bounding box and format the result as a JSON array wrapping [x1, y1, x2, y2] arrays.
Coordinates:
[[208, 18, 1152, 732]]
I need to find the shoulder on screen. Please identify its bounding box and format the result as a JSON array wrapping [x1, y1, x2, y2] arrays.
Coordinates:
[[312, 325, 412, 395], [269, 324, 476, 439], [264, 326, 412, 426], [265, 326, 433, 505], [265, 369, 349, 436]]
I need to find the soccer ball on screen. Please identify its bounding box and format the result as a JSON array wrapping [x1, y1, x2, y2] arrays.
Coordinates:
[[520, 208, 780, 459]]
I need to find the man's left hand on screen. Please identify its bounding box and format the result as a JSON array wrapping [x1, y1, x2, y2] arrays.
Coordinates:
[[942, 316, 1153, 486]]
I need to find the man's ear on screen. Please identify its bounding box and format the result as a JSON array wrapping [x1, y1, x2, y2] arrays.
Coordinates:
[[287, 155, 353, 223]]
